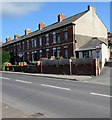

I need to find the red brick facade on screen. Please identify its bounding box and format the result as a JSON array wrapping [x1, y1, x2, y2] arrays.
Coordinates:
[[2, 24, 75, 64]]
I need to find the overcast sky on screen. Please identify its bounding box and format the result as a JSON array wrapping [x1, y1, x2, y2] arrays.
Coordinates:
[[1, 2, 110, 43]]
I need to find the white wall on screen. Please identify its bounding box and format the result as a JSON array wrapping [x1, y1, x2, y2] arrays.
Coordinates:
[[74, 6, 107, 38], [101, 43, 110, 68]]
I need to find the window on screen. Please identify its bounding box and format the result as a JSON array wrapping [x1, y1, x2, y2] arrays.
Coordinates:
[[82, 51, 89, 58], [27, 40, 29, 49], [22, 41, 24, 50], [32, 52, 34, 61], [64, 31, 68, 40], [39, 37, 42, 46], [57, 33, 61, 43], [22, 53, 24, 61], [64, 47, 68, 58], [27, 52, 29, 61], [34, 51, 37, 61], [52, 32, 56, 43], [14, 44, 16, 52], [46, 49, 49, 58], [53, 48, 57, 57], [57, 47, 61, 57], [46, 34, 49, 45], [32, 39, 37, 48], [19, 43, 21, 50], [75, 52, 79, 58], [39, 50, 42, 58]]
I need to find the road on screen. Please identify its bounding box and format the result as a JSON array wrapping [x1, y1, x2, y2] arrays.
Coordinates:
[[1, 72, 111, 118]]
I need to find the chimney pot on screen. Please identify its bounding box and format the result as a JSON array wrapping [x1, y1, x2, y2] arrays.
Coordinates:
[[6, 36, 11, 43], [38, 23, 45, 30], [58, 13, 66, 22], [14, 34, 20, 39], [25, 28, 31, 35]]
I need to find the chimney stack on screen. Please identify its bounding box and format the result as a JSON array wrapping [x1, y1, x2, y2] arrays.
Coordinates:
[[6, 36, 11, 43], [58, 13, 66, 22], [14, 34, 20, 39], [25, 28, 31, 35], [88, 5, 96, 12], [38, 23, 45, 30]]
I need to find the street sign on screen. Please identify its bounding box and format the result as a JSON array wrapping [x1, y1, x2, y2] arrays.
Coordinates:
[[96, 46, 101, 53], [18, 53, 23, 58], [96, 53, 100, 58]]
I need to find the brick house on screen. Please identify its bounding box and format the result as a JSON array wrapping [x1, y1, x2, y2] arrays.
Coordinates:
[[2, 5, 109, 65]]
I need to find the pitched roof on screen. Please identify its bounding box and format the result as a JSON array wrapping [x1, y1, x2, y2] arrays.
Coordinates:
[[75, 38, 107, 51], [2, 10, 87, 46]]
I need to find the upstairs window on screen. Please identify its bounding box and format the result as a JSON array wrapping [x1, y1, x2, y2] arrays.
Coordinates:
[[57, 33, 61, 43], [64, 31, 68, 40], [46, 34, 49, 45], [21, 41, 24, 50], [27, 40, 29, 49], [32, 39, 37, 48], [52, 32, 56, 44], [39, 37, 42, 46]]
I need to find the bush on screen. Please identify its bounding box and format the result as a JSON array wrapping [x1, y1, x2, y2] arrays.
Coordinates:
[[57, 56, 64, 59], [2, 62, 12, 71], [0, 51, 11, 64]]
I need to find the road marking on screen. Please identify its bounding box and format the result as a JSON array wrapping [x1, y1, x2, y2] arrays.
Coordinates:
[[90, 92, 112, 98], [41, 84, 71, 91], [0, 77, 10, 80], [2, 106, 8, 109], [16, 80, 32, 84]]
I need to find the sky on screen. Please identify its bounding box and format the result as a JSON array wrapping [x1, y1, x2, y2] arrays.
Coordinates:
[[1, 2, 110, 43]]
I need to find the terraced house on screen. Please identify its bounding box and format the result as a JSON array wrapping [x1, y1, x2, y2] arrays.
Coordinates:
[[2, 5, 109, 67]]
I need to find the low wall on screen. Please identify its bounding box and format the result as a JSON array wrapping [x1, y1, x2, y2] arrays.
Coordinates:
[[5, 58, 97, 75]]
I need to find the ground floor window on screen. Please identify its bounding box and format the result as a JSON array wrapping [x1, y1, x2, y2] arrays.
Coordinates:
[[57, 48, 61, 57], [64, 48, 68, 58], [82, 51, 89, 58], [53, 48, 57, 57], [75, 52, 79, 58], [39, 50, 42, 59], [46, 49, 49, 58]]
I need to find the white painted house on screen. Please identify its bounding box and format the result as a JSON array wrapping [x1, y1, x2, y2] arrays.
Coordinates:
[[73, 6, 109, 69]]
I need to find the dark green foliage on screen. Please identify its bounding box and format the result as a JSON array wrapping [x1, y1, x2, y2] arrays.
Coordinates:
[[0, 51, 11, 64]]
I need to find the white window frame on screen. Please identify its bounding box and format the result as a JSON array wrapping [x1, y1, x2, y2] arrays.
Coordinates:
[[46, 49, 49, 58], [57, 47, 61, 57], [27, 52, 29, 61], [64, 31, 68, 40], [46, 34, 49, 45], [39, 37, 42, 46], [53, 48, 56, 57], [39, 50, 42, 58], [27, 40, 29, 49], [52, 32, 56, 44]]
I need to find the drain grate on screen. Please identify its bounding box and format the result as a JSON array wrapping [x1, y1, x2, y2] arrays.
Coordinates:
[[30, 112, 44, 118]]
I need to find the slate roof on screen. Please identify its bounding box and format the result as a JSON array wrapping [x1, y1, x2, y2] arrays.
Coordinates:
[[75, 38, 107, 51], [2, 10, 87, 47]]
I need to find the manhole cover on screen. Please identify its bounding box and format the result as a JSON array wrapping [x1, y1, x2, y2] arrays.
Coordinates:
[[30, 112, 44, 118]]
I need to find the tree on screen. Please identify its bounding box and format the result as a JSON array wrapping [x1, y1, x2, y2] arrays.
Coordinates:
[[0, 51, 11, 64]]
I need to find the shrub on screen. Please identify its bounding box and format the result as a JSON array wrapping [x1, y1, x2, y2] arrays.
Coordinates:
[[2, 62, 12, 71]]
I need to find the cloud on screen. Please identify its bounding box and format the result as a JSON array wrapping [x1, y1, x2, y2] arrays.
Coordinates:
[[1, 2, 44, 18]]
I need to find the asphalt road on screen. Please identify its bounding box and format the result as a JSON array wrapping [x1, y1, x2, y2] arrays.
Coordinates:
[[1, 72, 111, 118]]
